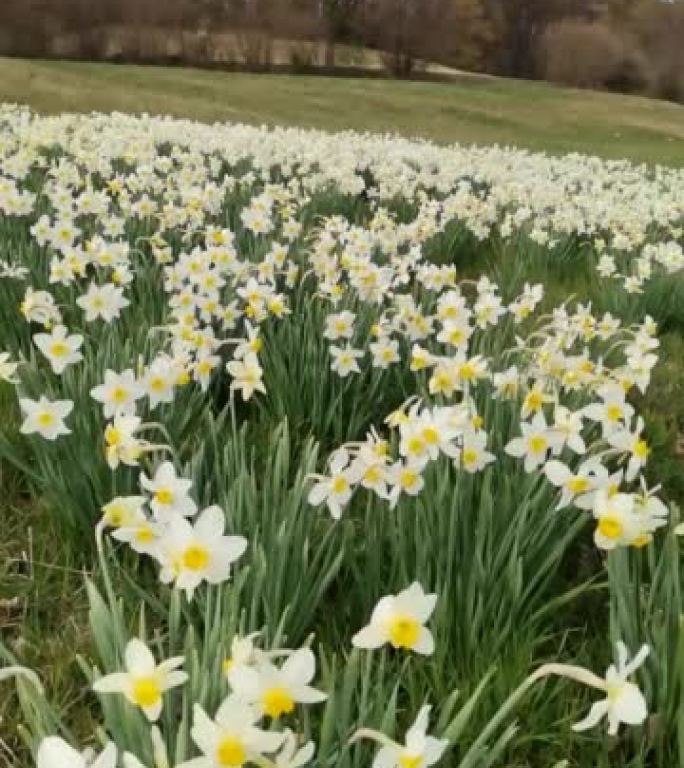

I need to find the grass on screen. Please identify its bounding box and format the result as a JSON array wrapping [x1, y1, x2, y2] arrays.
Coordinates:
[[0, 57, 682, 166]]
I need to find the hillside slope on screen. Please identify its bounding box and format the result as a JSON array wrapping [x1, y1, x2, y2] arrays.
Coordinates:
[[0, 56, 682, 165]]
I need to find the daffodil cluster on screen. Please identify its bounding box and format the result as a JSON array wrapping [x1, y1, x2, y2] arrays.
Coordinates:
[[0, 105, 679, 767]]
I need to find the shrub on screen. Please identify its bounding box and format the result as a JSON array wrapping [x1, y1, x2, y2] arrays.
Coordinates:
[[539, 19, 649, 93]]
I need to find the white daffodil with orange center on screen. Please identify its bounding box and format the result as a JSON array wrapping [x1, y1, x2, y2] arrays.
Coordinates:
[[93, 638, 187, 722], [353, 582, 437, 655]]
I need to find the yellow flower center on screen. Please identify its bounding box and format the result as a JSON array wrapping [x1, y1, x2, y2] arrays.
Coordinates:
[[216, 736, 246, 767], [149, 376, 166, 392], [182, 545, 210, 571], [387, 614, 420, 649], [528, 435, 547, 454], [399, 755, 423, 768], [104, 505, 127, 527], [598, 516, 623, 540], [135, 525, 155, 544], [432, 371, 452, 391], [155, 488, 174, 505], [37, 412, 56, 427], [606, 404, 623, 422], [400, 469, 420, 491], [633, 439, 650, 460], [330, 475, 348, 494], [525, 391, 543, 412], [631, 533, 651, 548], [105, 426, 122, 446], [462, 448, 478, 467], [262, 686, 295, 718], [111, 386, 128, 403], [422, 426, 439, 445], [364, 466, 382, 484], [131, 676, 161, 707], [49, 341, 69, 357], [567, 477, 590, 494]]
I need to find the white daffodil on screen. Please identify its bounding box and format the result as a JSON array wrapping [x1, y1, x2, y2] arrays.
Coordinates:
[[100, 495, 148, 529], [551, 405, 586, 455], [91, 368, 144, 418], [156, 505, 247, 598], [324, 311, 356, 341], [33, 325, 83, 374], [591, 489, 663, 550], [458, 429, 496, 473], [19, 396, 73, 440], [543, 460, 602, 511], [222, 633, 263, 678], [141, 461, 198, 520], [228, 647, 327, 719], [123, 726, 169, 768], [386, 461, 425, 509], [353, 582, 437, 655], [77, 281, 130, 322], [36, 738, 116, 768], [307, 448, 355, 519], [573, 643, 649, 735], [104, 413, 149, 469], [20, 287, 61, 327], [505, 413, 562, 473], [143, 358, 176, 409], [347, 444, 391, 498], [226, 352, 266, 400], [370, 338, 400, 369], [607, 417, 651, 481], [0, 351, 19, 383], [492, 366, 519, 400], [583, 388, 634, 437], [93, 638, 187, 722], [351, 704, 448, 768], [180, 697, 284, 768], [274, 730, 315, 768], [329, 345, 363, 377]]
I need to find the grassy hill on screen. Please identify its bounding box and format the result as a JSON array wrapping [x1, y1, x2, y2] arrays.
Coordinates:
[[1, 56, 683, 166]]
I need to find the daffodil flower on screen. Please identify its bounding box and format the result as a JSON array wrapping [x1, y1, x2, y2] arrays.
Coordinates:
[[93, 638, 188, 721], [353, 582, 437, 655]]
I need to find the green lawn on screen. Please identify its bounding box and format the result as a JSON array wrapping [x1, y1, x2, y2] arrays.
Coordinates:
[[1, 56, 683, 166]]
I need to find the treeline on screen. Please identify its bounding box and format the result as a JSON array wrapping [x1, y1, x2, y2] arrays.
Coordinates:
[[1, 0, 682, 100]]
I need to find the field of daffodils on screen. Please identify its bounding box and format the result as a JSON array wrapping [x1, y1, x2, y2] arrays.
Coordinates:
[[0, 104, 683, 768]]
